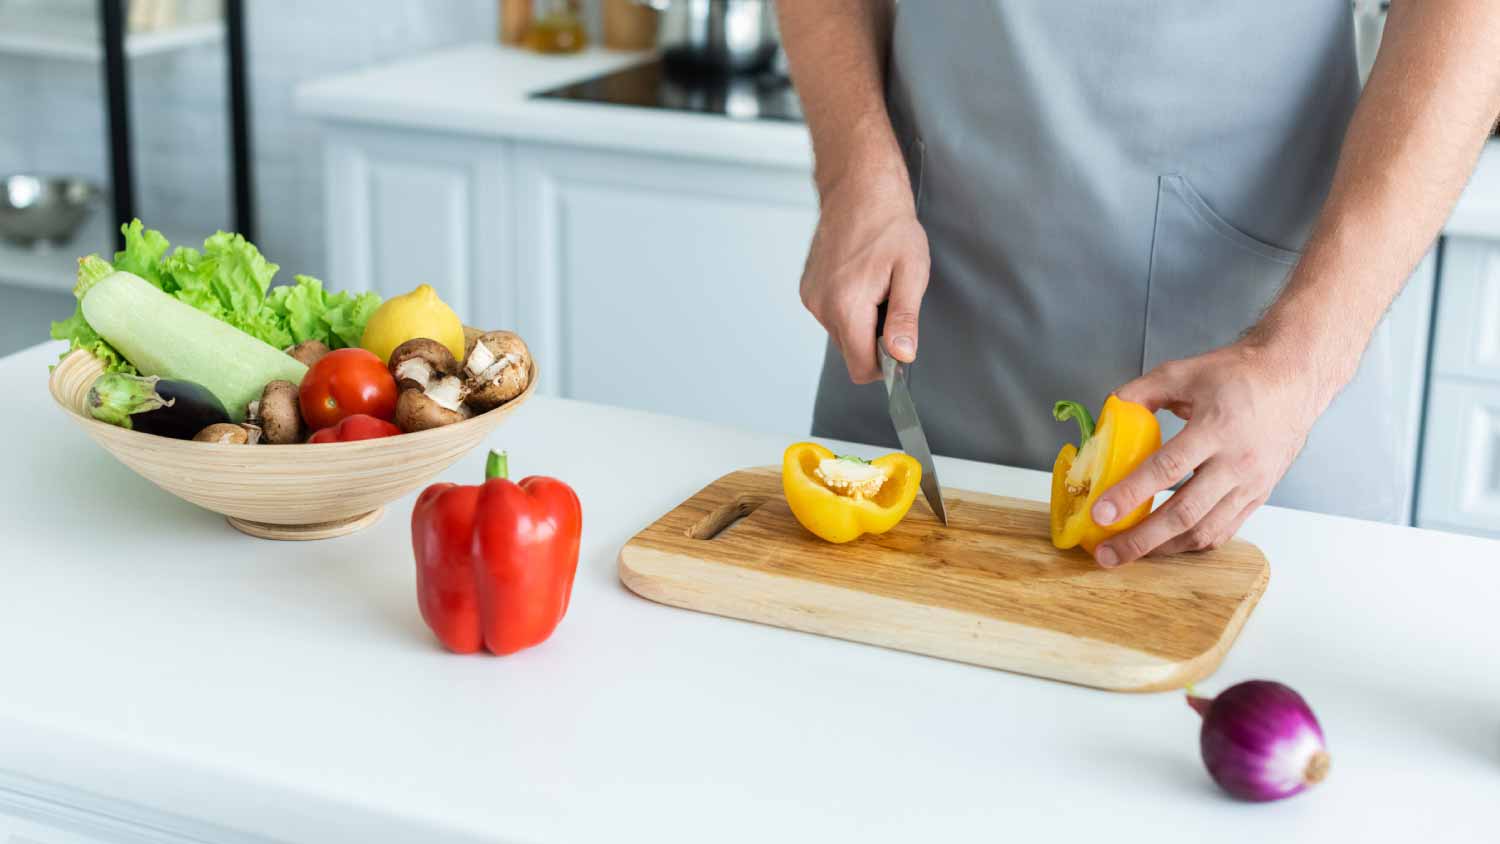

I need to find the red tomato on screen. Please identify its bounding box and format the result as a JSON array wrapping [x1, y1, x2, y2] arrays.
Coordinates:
[[299, 348, 397, 429], [307, 414, 402, 443]]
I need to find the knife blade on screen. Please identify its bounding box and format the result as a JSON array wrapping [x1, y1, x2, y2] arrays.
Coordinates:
[[875, 304, 948, 525]]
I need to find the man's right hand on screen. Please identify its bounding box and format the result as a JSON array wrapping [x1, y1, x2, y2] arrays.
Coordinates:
[[799, 173, 931, 384]]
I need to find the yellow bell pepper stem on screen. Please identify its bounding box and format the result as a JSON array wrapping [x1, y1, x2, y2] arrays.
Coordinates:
[[1049, 396, 1161, 553], [782, 442, 923, 544]]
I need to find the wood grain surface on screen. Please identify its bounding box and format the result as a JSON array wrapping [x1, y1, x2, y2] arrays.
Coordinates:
[[619, 468, 1270, 692]]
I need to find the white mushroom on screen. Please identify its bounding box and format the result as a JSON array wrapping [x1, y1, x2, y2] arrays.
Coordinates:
[[463, 331, 531, 412], [389, 338, 470, 432], [194, 422, 263, 445], [395, 384, 470, 432], [285, 339, 331, 367]]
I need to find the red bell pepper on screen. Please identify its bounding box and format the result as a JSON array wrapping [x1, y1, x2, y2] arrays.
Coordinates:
[[412, 451, 582, 655], [307, 413, 401, 443]]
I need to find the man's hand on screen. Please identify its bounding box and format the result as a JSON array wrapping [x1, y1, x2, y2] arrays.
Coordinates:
[[799, 176, 930, 383], [1088, 341, 1327, 567], [1086, 0, 1500, 567], [777, 0, 924, 384]]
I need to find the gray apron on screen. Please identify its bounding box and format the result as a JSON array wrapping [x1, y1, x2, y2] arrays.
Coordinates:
[[812, 1, 1403, 523]]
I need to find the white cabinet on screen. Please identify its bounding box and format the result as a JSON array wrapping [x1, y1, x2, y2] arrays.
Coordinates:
[[511, 143, 821, 434], [322, 125, 512, 326], [322, 125, 824, 436], [1431, 238, 1500, 381], [1417, 237, 1500, 537], [1417, 380, 1500, 538]]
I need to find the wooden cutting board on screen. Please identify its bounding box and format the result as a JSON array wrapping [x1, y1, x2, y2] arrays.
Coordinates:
[[619, 468, 1269, 692]]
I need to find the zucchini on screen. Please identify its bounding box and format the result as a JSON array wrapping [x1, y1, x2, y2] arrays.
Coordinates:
[[80, 269, 307, 421]]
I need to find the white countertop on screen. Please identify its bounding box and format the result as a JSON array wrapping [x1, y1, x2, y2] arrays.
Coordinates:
[[2, 340, 1498, 842], [296, 43, 1500, 239], [295, 43, 813, 169]]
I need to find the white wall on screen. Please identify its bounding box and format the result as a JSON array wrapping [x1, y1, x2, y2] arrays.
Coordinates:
[[245, 0, 496, 279]]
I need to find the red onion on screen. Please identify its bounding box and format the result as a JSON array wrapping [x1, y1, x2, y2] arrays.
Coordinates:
[[1187, 680, 1330, 802]]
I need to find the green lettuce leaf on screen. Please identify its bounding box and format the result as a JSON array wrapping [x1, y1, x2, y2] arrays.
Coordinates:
[[112, 219, 170, 291], [50, 256, 136, 373], [48, 220, 381, 371], [267, 275, 331, 345], [321, 289, 381, 349], [159, 232, 294, 349]]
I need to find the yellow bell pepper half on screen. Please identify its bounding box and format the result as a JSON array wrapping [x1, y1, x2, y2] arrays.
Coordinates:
[[1050, 396, 1162, 553], [782, 442, 923, 544]]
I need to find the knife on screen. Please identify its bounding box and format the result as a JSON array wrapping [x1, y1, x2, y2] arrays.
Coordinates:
[[875, 303, 948, 525]]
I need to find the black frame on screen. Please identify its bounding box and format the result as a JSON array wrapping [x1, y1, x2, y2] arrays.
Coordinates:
[[97, 0, 254, 251]]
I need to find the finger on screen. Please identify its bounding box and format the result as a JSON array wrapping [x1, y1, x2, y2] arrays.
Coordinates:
[[835, 296, 882, 384], [1220, 495, 1266, 544], [1092, 424, 1217, 526], [1094, 463, 1237, 567], [1154, 486, 1257, 556], [1114, 361, 1183, 413], [881, 254, 928, 363]]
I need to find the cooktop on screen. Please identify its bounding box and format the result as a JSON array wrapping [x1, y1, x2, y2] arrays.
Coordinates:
[[532, 60, 803, 123]]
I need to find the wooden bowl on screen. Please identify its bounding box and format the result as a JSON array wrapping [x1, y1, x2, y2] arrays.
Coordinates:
[[47, 348, 537, 540]]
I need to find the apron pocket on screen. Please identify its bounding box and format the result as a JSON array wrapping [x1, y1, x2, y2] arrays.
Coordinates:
[[1143, 173, 1299, 370]]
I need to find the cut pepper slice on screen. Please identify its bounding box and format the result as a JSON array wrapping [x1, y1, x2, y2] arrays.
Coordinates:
[[782, 442, 922, 544]]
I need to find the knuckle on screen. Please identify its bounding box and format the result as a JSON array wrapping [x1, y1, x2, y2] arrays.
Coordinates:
[[1155, 359, 1186, 381], [831, 304, 861, 330], [1152, 449, 1190, 485], [885, 309, 919, 328], [1232, 449, 1259, 476], [1117, 534, 1150, 560], [1107, 482, 1142, 510], [1184, 527, 1215, 550], [1165, 499, 1203, 532], [1231, 484, 1261, 511], [799, 285, 819, 312]]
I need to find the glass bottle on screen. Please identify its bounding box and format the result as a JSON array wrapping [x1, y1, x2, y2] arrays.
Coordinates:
[[522, 0, 587, 54]]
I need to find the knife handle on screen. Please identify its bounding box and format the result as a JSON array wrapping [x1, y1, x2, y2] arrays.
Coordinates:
[[874, 300, 889, 355]]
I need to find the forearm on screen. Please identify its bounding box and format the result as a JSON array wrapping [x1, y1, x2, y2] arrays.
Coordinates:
[[1250, 0, 1500, 400], [777, 0, 909, 204]]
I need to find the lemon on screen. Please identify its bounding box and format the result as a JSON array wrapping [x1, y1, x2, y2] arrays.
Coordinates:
[[360, 284, 466, 363]]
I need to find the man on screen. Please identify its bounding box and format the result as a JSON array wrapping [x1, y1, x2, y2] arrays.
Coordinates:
[[779, 1, 1500, 566]]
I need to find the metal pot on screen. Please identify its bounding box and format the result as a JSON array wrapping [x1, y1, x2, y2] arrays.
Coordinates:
[[637, 0, 780, 75]]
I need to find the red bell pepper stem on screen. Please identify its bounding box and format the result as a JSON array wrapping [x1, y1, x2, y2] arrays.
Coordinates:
[[486, 450, 508, 481]]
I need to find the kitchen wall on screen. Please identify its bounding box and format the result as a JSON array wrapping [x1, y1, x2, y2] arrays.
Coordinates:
[[244, 0, 497, 280], [0, 0, 498, 355]]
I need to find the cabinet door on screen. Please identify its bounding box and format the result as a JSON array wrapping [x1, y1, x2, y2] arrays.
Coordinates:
[[1431, 237, 1500, 382], [322, 126, 512, 327], [513, 144, 822, 435], [1417, 379, 1500, 538]]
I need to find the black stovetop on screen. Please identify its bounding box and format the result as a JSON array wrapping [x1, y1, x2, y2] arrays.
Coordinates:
[[533, 60, 803, 123]]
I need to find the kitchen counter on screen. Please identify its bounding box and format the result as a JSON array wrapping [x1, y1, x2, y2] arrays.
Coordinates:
[[294, 43, 813, 169], [295, 43, 1500, 238], [2, 340, 1497, 842]]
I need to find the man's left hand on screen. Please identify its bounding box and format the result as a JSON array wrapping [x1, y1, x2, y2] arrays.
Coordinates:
[[1088, 340, 1330, 567]]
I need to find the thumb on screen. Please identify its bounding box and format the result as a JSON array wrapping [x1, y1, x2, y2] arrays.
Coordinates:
[[881, 254, 928, 363], [1114, 362, 1181, 412]]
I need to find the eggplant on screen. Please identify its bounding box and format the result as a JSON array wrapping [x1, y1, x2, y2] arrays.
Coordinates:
[[87, 372, 231, 439]]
